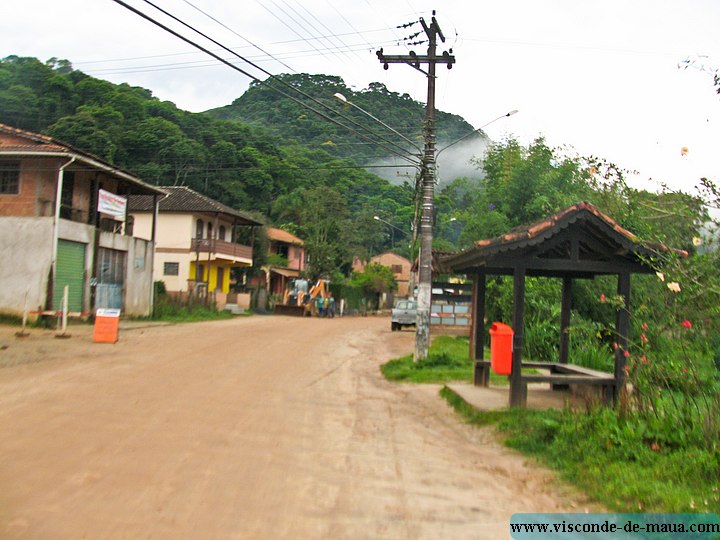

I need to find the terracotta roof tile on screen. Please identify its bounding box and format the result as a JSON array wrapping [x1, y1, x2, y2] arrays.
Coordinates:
[[450, 201, 687, 273], [0, 122, 163, 195], [267, 227, 304, 245], [128, 186, 262, 225]]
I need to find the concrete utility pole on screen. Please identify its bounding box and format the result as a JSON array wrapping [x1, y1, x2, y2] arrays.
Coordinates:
[[377, 11, 455, 361]]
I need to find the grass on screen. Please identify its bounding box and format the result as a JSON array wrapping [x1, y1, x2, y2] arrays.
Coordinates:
[[145, 294, 238, 323], [440, 385, 720, 513], [380, 335, 510, 385], [150, 305, 235, 323]]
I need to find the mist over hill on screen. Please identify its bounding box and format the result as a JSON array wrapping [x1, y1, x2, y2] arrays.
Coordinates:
[[206, 73, 488, 185]]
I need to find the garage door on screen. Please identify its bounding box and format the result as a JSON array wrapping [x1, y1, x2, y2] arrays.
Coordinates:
[[54, 240, 86, 312]]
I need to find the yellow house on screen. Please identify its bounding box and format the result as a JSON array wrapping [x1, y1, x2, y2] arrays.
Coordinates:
[[129, 187, 261, 307]]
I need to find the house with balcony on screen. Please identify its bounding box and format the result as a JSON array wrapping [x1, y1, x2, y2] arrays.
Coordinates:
[[0, 122, 165, 318], [129, 186, 261, 309]]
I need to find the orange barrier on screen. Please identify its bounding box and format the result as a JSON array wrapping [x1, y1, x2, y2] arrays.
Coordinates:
[[93, 309, 121, 343]]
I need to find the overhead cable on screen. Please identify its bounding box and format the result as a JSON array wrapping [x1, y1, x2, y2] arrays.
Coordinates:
[[109, 0, 419, 166]]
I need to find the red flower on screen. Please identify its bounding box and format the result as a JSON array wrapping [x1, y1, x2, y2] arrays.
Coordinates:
[[613, 342, 619, 350], [623, 350, 630, 358], [640, 333, 649, 344], [682, 367, 688, 374], [600, 293, 606, 303], [642, 322, 648, 331], [682, 319, 692, 329]]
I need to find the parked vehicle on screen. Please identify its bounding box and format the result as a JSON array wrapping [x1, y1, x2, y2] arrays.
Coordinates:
[[391, 300, 417, 331]]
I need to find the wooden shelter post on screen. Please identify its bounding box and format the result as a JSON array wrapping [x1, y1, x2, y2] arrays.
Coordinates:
[[509, 267, 527, 407], [559, 276, 572, 364], [471, 273, 488, 386], [614, 271, 631, 399]]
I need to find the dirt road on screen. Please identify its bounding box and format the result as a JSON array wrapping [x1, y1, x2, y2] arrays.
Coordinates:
[[0, 316, 581, 538]]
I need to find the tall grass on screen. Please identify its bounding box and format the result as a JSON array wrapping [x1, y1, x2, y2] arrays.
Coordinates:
[[440, 386, 720, 512]]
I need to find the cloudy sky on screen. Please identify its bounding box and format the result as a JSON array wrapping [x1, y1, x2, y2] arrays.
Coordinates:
[[2, 0, 719, 194]]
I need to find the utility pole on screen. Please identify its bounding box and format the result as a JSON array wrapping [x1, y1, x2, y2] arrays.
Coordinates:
[[377, 11, 455, 361]]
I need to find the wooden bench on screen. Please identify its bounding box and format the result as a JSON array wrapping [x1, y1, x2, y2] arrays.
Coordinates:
[[473, 360, 616, 405]]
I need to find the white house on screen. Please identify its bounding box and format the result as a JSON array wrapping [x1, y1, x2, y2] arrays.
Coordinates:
[[129, 186, 262, 309]]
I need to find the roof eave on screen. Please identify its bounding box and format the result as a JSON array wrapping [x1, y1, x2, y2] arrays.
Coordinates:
[[0, 149, 166, 196]]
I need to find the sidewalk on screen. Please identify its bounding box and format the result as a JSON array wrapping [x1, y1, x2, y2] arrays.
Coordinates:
[[446, 382, 572, 410]]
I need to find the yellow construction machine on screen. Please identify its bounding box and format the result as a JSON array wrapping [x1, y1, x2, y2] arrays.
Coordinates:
[[275, 278, 331, 316]]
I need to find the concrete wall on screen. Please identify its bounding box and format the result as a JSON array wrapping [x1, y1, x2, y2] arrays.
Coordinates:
[[288, 245, 305, 271], [0, 217, 54, 315], [0, 217, 154, 317]]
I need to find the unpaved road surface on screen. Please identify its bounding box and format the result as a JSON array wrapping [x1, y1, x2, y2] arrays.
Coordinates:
[[0, 316, 582, 538]]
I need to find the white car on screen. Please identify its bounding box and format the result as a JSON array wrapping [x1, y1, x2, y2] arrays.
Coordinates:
[[391, 300, 416, 331]]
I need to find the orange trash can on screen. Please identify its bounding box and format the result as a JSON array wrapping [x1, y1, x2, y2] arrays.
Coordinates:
[[489, 322, 514, 375]]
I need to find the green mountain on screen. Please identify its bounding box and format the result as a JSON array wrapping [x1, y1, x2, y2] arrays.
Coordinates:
[[206, 73, 478, 166], [0, 56, 472, 272]]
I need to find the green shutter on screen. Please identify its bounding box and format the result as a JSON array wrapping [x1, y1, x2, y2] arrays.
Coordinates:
[[54, 240, 86, 312]]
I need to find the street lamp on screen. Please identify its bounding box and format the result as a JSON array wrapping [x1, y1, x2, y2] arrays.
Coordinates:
[[436, 110, 518, 159], [374, 215, 408, 250]]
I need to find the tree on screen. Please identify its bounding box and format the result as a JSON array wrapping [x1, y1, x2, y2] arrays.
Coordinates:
[[351, 262, 397, 295], [295, 187, 355, 279]]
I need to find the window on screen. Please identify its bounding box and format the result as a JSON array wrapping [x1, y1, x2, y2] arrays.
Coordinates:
[[163, 262, 179, 276], [60, 172, 75, 219], [207, 222, 213, 239], [0, 161, 20, 194], [196, 219, 204, 239], [391, 265, 403, 274], [218, 225, 226, 242]]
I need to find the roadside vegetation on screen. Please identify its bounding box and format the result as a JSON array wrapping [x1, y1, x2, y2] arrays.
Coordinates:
[[381, 293, 720, 513], [440, 387, 719, 513], [381, 335, 509, 385], [145, 282, 236, 323], [382, 332, 719, 512]]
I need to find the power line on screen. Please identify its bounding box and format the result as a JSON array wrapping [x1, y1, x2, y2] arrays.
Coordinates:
[[324, 0, 375, 52], [83, 38, 400, 76], [256, 0, 334, 61], [139, 0, 418, 162], [277, 0, 355, 62], [111, 0, 419, 165], [70, 28, 400, 68], [181, 0, 297, 74], [291, 0, 362, 62]]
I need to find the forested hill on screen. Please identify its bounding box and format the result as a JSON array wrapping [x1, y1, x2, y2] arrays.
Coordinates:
[[0, 57, 423, 228], [206, 73, 478, 165], [5, 55, 484, 273]]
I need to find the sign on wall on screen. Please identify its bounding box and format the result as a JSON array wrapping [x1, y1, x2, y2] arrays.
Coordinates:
[[98, 189, 127, 218]]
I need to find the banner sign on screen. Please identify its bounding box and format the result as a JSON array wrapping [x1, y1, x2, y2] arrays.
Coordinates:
[[98, 189, 127, 218]]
